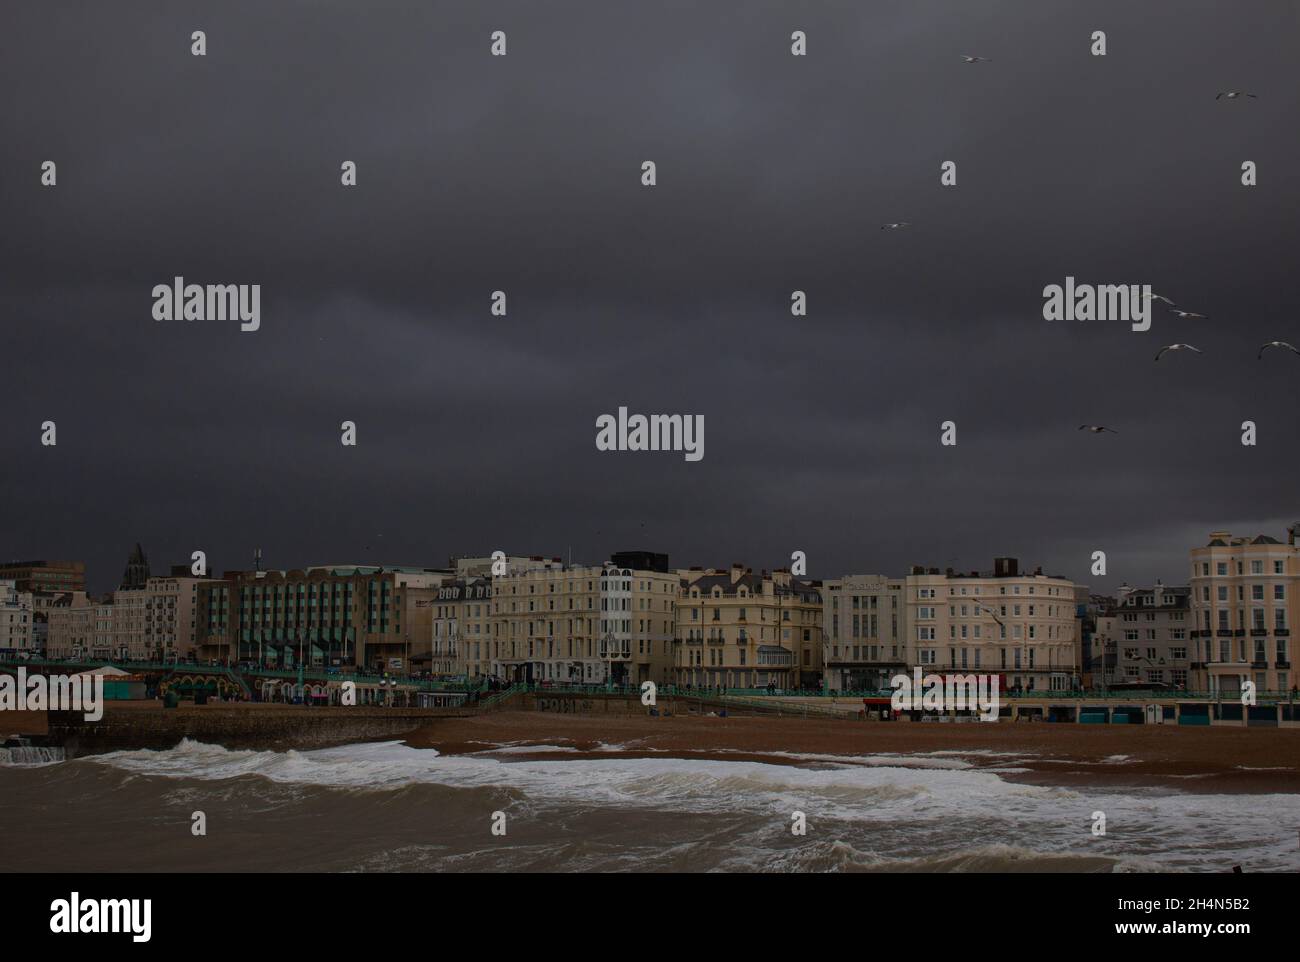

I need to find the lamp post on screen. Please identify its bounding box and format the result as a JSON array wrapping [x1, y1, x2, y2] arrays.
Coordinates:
[[296, 627, 305, 698]]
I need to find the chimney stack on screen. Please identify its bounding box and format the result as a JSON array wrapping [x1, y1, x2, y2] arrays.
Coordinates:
[[994, 557, 1019, 578]]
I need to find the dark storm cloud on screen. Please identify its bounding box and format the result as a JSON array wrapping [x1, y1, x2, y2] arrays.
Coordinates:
[[1, 0, 1297, 593]]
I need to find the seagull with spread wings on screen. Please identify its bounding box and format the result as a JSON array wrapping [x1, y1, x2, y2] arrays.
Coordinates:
[[1216, 91, 1257, 100], [1258, 341, 1300, 360], [1079, 425, 1118, 434], [961, 55, 992, 63], [1169, 309, 1208, 319], [1155, 343, 1203, 361]]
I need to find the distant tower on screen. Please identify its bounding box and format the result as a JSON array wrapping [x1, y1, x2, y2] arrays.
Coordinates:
[[254, 547, 263, 572], [120, 543, 151, 590]]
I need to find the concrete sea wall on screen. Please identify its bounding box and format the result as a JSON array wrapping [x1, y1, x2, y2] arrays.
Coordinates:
[[46, 703, 470, 758]]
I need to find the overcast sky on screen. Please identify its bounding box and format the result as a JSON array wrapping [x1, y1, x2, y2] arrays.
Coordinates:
[[2, 1, 1298, 595]]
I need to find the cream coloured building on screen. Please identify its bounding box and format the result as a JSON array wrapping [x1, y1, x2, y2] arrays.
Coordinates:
[[905, 558, 1080, 692], [48, 577, 216, 662], [822, 575, 907, 691], [96, 589, 146, 660], [488, 559, 678, 686], [0, 580, 34, 654], [140, 576, 218, 661], [428, 577, 493, 677], [1188, 528, 1298, 696], [674, 565, 822, 690], [46, 602, 94, 658]]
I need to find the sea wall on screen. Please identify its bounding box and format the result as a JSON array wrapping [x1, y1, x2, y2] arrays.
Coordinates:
[[522, 692, 649, 715], [516, 691, 770, 717], [46, 703, 470, 758]]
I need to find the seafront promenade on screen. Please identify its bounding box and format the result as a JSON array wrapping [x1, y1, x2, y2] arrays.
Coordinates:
[[5, 657, 1299, 762]]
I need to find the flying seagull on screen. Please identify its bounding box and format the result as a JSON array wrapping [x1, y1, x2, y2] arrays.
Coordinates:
[[1154, 343, 1203, 361], [881, 222, 910, 230], [1142, 293, 1176, 306], [1258, 340, 1300, 359], [1079, 425, 1118, 434], [1216, 91, 1257, 100], [961, 55, 992, 63], [1168, 309, 1207, 319]]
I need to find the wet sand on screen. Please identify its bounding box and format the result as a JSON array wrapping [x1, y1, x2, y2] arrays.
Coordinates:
[[404, 711, 1300, 794]]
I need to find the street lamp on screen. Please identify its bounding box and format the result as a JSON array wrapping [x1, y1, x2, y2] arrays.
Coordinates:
[[602, 631, 616, 689]]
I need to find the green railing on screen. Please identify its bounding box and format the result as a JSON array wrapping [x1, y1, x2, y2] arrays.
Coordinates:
[[478, 684, 527, 709], [9, 660, 1296, 707]]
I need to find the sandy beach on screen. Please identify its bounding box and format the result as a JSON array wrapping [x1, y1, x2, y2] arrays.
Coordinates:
[[404, 711, 1300, 794]]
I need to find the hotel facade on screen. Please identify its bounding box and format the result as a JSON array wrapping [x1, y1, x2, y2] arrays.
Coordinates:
[[822, 574, 907, 692], [674, 565, 822, 690], [196, 566, 448, 671], [0, 580, 34, 655], [904, 558, 1080, 692], [428, 577, 493, 677], [45, 576, 211, 661], [485, 556, 678, 686], [1188, 528, 1299, 696]]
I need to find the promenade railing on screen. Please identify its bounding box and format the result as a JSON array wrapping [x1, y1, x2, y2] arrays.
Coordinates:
[[478, 684, 527, 709]]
